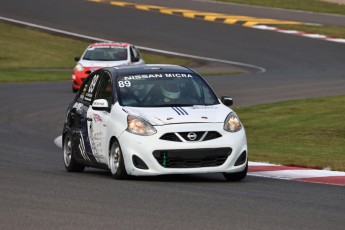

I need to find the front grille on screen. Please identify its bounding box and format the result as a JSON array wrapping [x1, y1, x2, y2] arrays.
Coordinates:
[[153, 148, 232, 168], [203, 131, 222, 141], [160, 133, 181, 142], [179, 132, 205, 141], [160, 131, 221, 142]]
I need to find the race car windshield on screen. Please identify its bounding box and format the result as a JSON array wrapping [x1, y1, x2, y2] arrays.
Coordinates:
[[83, 47, 128, 61], [116, 73, 220, 107]]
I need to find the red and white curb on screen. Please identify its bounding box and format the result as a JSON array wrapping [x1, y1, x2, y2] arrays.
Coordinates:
[[252, 25, 345, 44], [55, 135, 345, 186], [248, 161, 345, 186]]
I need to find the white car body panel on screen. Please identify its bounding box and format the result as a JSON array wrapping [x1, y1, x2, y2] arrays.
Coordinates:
[[87, 102, 247, 175], [123, 105, 229, 125]]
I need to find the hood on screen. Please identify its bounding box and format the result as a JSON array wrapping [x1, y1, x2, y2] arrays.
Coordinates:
[[123, 105, 231, 125], [79, 60, 129, 68]]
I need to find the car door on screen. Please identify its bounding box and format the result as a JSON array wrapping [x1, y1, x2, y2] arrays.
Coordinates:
[[86, 71, 113, 165], [70, 72, 101, 163]]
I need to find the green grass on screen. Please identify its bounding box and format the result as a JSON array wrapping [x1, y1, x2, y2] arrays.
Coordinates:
[[0, 22, 199, 83], [0, 69, 71, 82], [236, 95, 345, 171], [217, 0, 345, 15]]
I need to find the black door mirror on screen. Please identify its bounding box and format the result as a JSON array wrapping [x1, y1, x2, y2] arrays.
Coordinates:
[[74, 56, 80, 62], [131, 56, 139, 63], [221, 96, 233, 106]]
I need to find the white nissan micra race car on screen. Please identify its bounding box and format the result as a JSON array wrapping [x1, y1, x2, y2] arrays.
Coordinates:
[[63, 64, 248, 181]]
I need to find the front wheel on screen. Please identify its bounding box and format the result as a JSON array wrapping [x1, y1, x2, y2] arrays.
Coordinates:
[[109, 140, 128, 180], [63, 133, 85, 172], [223, 162, 248, 182]]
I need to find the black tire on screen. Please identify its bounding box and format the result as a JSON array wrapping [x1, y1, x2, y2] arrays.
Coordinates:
[[109, 140, 128, 180], [63, 133, 85, 172], [223, 162, 248, 182]]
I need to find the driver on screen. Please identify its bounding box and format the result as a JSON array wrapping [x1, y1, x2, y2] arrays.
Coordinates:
[[160, 82, 181, 103]]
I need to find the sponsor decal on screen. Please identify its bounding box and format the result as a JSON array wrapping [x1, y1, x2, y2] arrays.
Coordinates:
[[118, 80, 131, 88], [88, 74, 99, 94], [93, 114, 102, 122], [89, 43, 128, 49], [79, 132, 90, 161], [93, 101, 105, 106], [72, 102, 83, 111], [192, 105, 218, 109], [123, 73, 193, 81], [172, 107, 188, 115]]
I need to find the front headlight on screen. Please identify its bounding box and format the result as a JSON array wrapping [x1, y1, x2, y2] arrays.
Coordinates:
[[223, 112, 242, 132], [127, 115, 157, 136], [74, 63, 84, 72]]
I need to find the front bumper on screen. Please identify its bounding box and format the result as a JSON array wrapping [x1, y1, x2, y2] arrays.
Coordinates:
[[118, 123, 247, 176], [72, 71, 89, 89]]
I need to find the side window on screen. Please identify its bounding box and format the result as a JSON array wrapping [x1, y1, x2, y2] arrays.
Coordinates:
[[77, 72, 101, 104], [130, 46, 140, 62], [94, 73, 113, 106], [191, 78, 219, 104]]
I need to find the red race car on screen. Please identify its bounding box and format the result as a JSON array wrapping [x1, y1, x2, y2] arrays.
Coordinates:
[[71, 42, 144, 92]]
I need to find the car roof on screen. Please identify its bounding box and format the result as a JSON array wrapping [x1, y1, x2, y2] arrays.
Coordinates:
[[88, 42, 129, 48], [108, 64, 195, 77]]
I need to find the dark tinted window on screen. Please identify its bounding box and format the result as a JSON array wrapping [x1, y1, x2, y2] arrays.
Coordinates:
[[116, 72, 219, 107], [94, 73, 113, 106], [83, 46, 128, 61]]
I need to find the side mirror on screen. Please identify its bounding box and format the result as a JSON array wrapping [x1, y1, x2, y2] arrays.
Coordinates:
[[131, 56, 140, 63], [74, 56, 80, 62], [221, 96, 233, 107], [92, 99, 109, 111]]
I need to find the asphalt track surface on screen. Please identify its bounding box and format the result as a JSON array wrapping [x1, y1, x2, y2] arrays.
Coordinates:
[[1, 0, 345, 229]]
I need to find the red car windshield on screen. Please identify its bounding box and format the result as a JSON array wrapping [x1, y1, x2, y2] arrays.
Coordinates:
[[83, 47, 128, 61]]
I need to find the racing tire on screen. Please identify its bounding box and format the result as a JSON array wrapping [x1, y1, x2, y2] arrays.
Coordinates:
[[109, 140, 128, 180], [223, 162, 248, 182], [63, 133, 85, 172]]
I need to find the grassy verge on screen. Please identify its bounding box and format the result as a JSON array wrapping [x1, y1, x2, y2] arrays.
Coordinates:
[[1, 21, 232, 83], [217, 0, 345, 15], [236, 95, 345, 171]]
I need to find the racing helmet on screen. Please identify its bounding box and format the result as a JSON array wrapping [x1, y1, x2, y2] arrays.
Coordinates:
[[160, 82, 181, 100]]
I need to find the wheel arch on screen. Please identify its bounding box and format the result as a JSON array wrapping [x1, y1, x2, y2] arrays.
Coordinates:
[[108, 136, 119, 154]]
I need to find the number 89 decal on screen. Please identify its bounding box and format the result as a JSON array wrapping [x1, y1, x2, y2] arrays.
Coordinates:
[[118, 80, 131, 88]]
